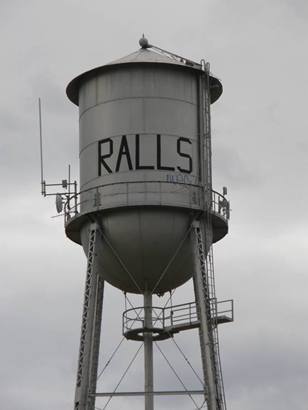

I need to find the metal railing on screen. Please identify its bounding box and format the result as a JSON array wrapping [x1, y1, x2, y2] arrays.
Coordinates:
[[168, 301, 198, 328], [211, 299, 234, 324], [63, 181, 230, 225], [211, 190, 230, 220], [122, 299, 233, 337], [122, 306, 167, 336]]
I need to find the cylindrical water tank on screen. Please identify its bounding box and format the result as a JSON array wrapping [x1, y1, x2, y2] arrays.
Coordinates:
[[66, 46, 227, 294]]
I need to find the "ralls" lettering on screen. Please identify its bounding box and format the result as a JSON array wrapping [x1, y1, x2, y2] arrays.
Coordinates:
[[98, 134, 193, 176]]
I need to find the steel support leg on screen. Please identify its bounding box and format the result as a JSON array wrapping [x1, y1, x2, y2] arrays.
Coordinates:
[[192, 220, 217, 410], [144, 290, 154, 410], [74, 223, 104, 410]]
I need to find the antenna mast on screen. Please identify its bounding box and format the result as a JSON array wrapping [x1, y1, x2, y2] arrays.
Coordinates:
[[38, 98, 45, 196], [38, 98, 78, 215]]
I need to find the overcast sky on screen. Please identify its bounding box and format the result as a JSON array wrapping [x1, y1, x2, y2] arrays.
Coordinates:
[[1, 1, 308, 409]]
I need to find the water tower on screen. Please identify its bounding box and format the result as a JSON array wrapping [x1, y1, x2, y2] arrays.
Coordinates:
[[60, 37, 233, 410]]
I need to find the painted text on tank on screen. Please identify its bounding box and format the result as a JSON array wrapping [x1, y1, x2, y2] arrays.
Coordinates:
[[98, 134, 193, 176]]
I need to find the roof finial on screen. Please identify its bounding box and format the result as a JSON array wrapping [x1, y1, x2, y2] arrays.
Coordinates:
[[139, 34, 149, 49]]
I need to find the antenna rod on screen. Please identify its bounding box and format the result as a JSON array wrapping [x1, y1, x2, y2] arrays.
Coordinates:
[[38, 98, 45, 196], [68, 164, 71, 197]]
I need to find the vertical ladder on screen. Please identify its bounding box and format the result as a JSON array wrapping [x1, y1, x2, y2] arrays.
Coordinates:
[[203, 61, 212, 193], [198, 61, 227, 410], [205, 242, 227, 410], [192, 220, 217, 410], [193, 221, 227, 410]]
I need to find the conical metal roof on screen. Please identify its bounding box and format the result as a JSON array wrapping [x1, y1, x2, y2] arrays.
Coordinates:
[[66, 47, 222, 105], [105, 48, 192, 68]]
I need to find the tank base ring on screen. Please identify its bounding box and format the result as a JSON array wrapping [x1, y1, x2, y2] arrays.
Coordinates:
[[123, 326, 173, 341]]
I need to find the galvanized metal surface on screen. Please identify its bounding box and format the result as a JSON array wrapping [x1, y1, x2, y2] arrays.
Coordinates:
[[78, 64, 198, 196], [66, 43, 231, 410], [65, 184, 229, 242], [79, 208, 194, 294], [66, 48, 222, 105], [65, 48, 227, 294], [106, 48, 193, 67]]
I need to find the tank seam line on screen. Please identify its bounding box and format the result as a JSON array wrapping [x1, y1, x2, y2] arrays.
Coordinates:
[[79, 96, 197, 120], [79, 132, 198, 156], [80, 179, 201, 191]]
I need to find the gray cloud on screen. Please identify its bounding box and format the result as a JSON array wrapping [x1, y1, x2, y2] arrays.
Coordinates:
[[1, 1, 307, 409]]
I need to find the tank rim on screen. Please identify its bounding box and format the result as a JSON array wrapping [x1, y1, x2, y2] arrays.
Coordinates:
[[66, 61, 223, 106], [65, 205, 228, 246]]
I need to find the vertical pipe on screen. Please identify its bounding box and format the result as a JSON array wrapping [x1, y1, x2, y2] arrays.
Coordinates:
[[144, 290, 154, 410], [204, 63, 213, 192], [74, 181, 78, 215], [38, 98, 45, 196], [197, 73, 204, 185], [68, 164, 71, 198]]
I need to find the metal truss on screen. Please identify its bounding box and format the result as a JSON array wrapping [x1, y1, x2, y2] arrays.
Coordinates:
[[74, 223, 104, 410], [192, 220, 227, 410]]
